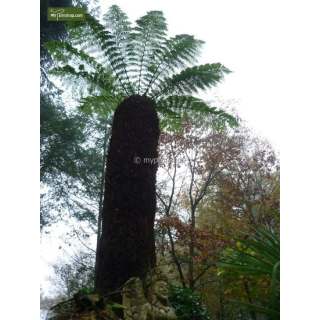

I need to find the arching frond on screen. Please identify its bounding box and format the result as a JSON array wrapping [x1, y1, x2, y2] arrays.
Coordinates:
[[69, 13, 134, 96], [157, 95, 238, 132], [68, 16, 99, 52], [143, 35, 205, 95], [157, 106, 183, 133], [48, 65, 117, 96], [152, 63, 231, 99], [45, 41, 106, 75], [79, 94, 122, 116]]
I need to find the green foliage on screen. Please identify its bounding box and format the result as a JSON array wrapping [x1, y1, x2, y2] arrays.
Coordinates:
[[40, 0, 101, 90], [168, 285, 211, 319], [40, 94, 87, 183], [46, 5, 237, 132], [50, 296, 75, 317], [40, 93, 112, 232], [217, 217, 280, 319], [157, 95, 238, 132], [76, 286, 95, 296], [152, 63, 231, 98], [107, 303, 126, 310]]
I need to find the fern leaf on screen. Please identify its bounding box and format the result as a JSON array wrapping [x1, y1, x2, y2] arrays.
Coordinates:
[[48, 65, 117, 97], [45, 41, 106, 75], [156, 95, 238, 131], [152, 63, 231, 98], [79, 94, 121, 116], [143, 35, 205, 95], [131, 10, 167, 95], [102, 6, 135, 94], [69, 13, 134, 96]]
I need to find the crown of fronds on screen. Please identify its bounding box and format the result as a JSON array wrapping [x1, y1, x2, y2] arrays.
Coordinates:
[[45, 5, 237, 131]]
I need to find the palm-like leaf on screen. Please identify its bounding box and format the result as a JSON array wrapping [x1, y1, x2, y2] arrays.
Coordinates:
[[218, 223, 280, 319]]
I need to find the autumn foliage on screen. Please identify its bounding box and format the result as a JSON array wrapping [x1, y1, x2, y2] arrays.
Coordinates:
[[155, 114, 280, 318]]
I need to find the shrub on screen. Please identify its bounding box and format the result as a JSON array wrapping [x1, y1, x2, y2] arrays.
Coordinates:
[[169, 284, 211, 319]]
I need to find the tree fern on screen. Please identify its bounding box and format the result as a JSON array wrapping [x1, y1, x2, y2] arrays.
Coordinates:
[[45, 4, 238, 298], [46, 5, 237, 130]]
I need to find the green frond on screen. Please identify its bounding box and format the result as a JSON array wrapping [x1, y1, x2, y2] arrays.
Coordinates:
[[48, 65, 116, 95], [156, 95, 238, 132], [79, 94, 121, 116], [157, 106, 183, 133], [143, 35, 205, 95], [152, 63, 231, 98], [44, 41, 106, 75], [67, 19, 102, 62], [131, 10, 168, 95], [102, 6, 135, 95], [69, 13, 134, 96]]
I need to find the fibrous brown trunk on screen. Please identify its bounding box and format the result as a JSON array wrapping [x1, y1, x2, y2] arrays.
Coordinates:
[[95, 95, 159, 296]]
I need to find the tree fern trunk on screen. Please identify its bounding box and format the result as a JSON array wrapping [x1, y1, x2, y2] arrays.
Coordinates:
[[95, 95, 159, 295]]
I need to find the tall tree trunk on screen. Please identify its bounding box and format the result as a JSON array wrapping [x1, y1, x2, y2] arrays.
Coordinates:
[[95, 95, 159, 295], [94, 121, 109, 282]]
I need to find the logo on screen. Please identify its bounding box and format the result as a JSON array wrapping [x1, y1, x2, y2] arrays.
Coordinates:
[[47, 7, 85, 22]]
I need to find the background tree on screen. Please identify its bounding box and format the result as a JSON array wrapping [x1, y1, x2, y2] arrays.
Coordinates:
[[40, 0, 105, 233], [40, 95, 112, 237], [156, 119, 240, 291], [196, 122, 280, 231], [155, 111, 279, 318], [48, 252, 95, 299], [40, 94, 85, 230], [40, 249, 96, 320], [46, 4, 237, 296]]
